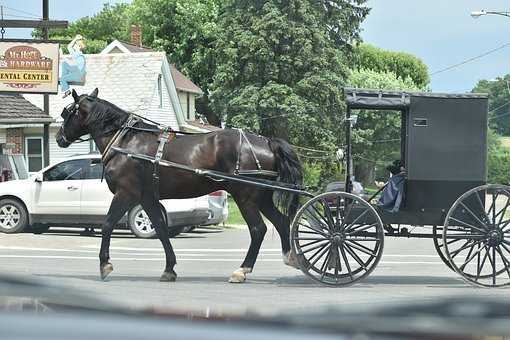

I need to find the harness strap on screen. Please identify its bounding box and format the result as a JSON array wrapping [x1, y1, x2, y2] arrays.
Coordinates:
[[152, 127, 174, 200], [234, 129, 263, 175]]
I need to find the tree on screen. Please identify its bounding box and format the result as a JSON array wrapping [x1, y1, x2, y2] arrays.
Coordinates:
[[33, 3, 131, 54], [473, 75, 510, 135], [130, 0, 223, 125], [347, 68, 421, 184], [354, 44, 429, 88], [210, 0, 369, 145]]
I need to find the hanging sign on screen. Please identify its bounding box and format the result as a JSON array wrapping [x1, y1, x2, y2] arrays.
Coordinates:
[[0, 41, 59, 94]]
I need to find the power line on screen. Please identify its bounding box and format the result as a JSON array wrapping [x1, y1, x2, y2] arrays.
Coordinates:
[[430, 41, 510, 76], [2, 4, 41, 19]]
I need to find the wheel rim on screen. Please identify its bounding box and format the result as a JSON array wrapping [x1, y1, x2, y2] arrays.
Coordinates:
[[0, 204, 20, 230], [444, 184, 510, 287], [133, 210, 155, 235], [291, 192, 384, 286]]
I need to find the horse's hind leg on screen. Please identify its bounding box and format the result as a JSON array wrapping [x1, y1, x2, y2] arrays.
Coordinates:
[[141, 197, 177, 282], [229, 195, 267, 283], [259, 192, 299, 269]]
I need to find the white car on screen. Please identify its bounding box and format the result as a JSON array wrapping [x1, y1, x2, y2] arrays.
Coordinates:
[[0, 154, 223, 238]]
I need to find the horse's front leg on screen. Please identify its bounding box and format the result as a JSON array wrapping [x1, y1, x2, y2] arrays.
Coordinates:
[[99, 193, 136, 280]]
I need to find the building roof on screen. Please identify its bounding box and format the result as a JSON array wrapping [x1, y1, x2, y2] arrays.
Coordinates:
[[186, 119, 222, 132], [0, 93, 53, 123], [117, 40, 153, 53], [101, 40, 203, 95], [24, 52, 175, 124], [169, 64, 203, 95]]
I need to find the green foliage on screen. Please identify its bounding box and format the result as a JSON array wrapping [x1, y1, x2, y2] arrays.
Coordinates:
[[211, 0, 368, 148], [33, 3, 131, 54], [473, 75, 510, 135], [130, 0, 222, 124], [354, 44, 430, 88]]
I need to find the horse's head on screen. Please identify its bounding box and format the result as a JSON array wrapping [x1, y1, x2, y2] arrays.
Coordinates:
[[56, 88, 98, 148]]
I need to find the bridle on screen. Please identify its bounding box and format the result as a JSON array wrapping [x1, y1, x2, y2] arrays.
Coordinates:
[[60, 98, 93, 144]]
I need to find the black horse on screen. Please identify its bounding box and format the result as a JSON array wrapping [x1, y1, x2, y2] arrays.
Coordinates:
[[56, 89, 303, 283]]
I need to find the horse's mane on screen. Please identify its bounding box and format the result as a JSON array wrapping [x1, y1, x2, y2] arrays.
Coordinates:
[[85, 97, 130, 133]]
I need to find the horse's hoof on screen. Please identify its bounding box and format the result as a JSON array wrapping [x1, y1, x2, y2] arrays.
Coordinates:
[[229, 271, 246, 283], [283, 251, 300, 269], [228, 268, 251, 283], [100, 263, 113, 281], [160, 271, 177, 282]]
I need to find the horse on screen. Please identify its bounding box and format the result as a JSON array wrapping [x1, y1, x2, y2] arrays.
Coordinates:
[[56, 88, 303, 283]]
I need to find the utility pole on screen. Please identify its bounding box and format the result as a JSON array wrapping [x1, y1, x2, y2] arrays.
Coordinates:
[[42, 0, 50, 167]]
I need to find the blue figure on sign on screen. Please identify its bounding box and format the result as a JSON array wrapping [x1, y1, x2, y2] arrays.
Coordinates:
[[60, 35, 86, 98]]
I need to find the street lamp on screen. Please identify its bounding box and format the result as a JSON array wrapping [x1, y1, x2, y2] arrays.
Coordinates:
[[471, 9, 510, 18]]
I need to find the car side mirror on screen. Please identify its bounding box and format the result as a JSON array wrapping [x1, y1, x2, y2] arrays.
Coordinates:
[[34, 173, 43, 182]]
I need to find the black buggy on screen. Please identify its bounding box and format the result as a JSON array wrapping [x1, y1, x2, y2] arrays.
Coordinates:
[[289, 87, 510, 288]]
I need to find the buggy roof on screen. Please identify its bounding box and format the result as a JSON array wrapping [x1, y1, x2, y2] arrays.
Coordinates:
[[343, 87, 488, 110]]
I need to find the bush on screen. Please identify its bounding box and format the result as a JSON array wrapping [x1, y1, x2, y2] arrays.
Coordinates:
[[488, 148, 510, 185]]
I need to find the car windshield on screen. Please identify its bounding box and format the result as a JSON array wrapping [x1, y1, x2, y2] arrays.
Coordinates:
[[2, 2, 510, 339]]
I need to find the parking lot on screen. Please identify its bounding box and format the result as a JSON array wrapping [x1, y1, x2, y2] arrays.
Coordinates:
[[1, 224, 510, 316]]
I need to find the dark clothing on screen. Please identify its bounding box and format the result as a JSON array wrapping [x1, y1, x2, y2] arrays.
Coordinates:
[[378, 173, 405, 213]]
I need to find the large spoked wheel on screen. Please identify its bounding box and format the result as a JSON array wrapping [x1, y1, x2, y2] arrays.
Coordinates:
[[291, 192, 384, 286], [432, 225, 453, 271], [444, 184, 510, 287]]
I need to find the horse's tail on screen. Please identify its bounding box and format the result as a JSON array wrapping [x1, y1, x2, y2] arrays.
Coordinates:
[[268, 138, 303, 221]]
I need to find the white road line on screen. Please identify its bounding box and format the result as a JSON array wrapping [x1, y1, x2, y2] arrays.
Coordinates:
[[0, 254, 445, 264]]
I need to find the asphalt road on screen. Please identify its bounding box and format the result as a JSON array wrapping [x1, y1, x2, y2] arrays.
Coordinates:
[[1, 225, 509, 316]]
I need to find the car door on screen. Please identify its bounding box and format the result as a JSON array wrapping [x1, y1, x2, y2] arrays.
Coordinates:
[[32, 159, 88, 223], [80, 158, 113, 224]]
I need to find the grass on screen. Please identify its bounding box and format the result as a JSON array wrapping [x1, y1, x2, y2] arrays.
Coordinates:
[[225, 197, 245, 226], [500, 136, 510, 149]]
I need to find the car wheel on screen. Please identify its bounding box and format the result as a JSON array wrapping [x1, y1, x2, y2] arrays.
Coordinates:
[[182, 226, 196, 233], [31, 225, 50, 234], [0, 199, 28, 234], [128, 205, 157, 239]]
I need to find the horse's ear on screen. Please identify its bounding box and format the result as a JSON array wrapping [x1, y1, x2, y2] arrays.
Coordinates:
[[71, 89, 79, 102], [90, 88, 98, 98]]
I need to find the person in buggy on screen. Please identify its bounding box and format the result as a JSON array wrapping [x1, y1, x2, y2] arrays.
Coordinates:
[[378, 160, 405, 213]]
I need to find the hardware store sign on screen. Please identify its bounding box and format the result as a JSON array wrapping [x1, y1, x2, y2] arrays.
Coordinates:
[[0, 42, 59, 94]]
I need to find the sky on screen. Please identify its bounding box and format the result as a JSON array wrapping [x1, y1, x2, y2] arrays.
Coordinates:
[[2, 0, 509, 93]]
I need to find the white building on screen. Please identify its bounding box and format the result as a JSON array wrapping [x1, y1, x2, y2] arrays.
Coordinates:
[[18, 50, 206, 168]]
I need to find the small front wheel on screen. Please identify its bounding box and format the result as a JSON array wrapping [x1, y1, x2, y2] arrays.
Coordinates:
[[0, 199, 28, 234], [291, 192, 384, 286]]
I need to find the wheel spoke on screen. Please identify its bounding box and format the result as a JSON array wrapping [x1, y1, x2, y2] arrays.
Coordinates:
[[300, 240, 330, 255], [339, 244, 353, 279], [343, 209, 372, 232], [450, 239, 477, 259], [320, 199, 335, 231], [310, 204, 331, 231], [339, 200, 355, 231], [346, 239, 377, 255], [303, 208, 330, 233], [343, 243, 368, 270], [297, 222, 329, 238], [492, 246, 497, 285], [346, 223, 378, 236], [496, 196, 510, 226], [344, 239, 377, 257], [300, 239, 328, 249], [319, 247, 332, 281], [308, 244, 331, 269], [459, 202, 489, 231], [448, 216, 486, 234], [496, 246, 510, 279], [459, 244, 486, 270], [475, 245, 489, 281]]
